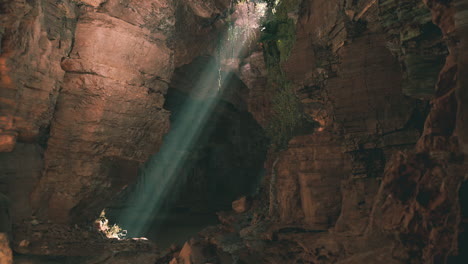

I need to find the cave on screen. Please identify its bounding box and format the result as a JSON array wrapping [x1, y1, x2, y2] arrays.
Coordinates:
[[104, 56, 268, 247], [0, 0, 467, 263]]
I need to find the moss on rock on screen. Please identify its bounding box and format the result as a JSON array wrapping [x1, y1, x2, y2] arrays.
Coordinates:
[[260, 0, 305, 149]]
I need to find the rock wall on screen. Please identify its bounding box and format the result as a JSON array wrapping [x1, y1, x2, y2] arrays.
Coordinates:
[[0, 0, 174, 225], [0, 0, 231, 224], [0, 0, 467, 263], [0, 0, 231, 260], [30, 0, 175, 224], [0, 0, 76, 146], [166, 0, 467, 263], [0, 233, 12, 264]]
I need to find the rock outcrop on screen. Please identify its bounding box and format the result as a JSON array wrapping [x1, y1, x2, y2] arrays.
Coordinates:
[[0, 233, 12, 264], [0, 0, 76, 145], [0, 0, 231, 262], [27, 1, 175, 224], [0, 0, 466, 263], [163, 0, 467, 263], [1, 0, 230, 225]]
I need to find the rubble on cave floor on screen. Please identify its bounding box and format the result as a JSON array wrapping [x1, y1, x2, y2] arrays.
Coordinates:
[[11, 218, 161, 264]]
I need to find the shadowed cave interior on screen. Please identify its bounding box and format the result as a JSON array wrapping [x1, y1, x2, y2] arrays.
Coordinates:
[[105, 56, 268, 247]]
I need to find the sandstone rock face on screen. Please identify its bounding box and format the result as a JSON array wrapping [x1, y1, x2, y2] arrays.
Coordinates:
[[29, 1, 175, 224], [0, 0, 467, 263], [172, 0, 229, 67], [269, 0, 426, 236], [29, 3, 172, 222], [1, 0, 233, 225], [232, 196, 250, 214], [379, 0, 448, 99], [239, 51, 272, 128], [0, 131, 16, 152], [76, 0, 106, 8], [1, 0, 237, 260], [164, 0, 467, 263], [0, 0, 76, 143], [370, 150, 464, 263], [183, 0, 230, 19], [273, 132, 348, 230], [0, 233, 12, 264]]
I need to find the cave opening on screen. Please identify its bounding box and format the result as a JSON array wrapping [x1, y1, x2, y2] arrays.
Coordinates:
[[104, 56, 268, 247], [1, 0, 467, 262], [98, 1, 270, 247]]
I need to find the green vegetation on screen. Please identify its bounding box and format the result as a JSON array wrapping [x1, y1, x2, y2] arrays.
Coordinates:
[[260, 0, 304, 150], [216, 0, 305, 149]]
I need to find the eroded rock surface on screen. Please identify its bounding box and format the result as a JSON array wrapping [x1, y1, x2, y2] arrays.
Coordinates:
[[30, 5, 174, 223], [162, 0, 467, 263], [0, 233, 12, 264], [0, 0, 76, 144], [0, 0, 467, 263]]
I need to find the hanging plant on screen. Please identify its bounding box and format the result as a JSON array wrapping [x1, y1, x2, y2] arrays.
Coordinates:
[[260, 0, 306, 150]]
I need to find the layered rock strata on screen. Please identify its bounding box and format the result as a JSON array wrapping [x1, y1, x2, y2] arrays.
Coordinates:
[[165, 0, 467, 263], [0, 0, 467, 263]]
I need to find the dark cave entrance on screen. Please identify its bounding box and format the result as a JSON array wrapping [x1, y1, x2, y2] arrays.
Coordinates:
[[163, 56, 268, 209], [107, 56, 268, 247]]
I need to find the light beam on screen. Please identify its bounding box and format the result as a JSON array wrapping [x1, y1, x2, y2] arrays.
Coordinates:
[[118, 1, 267, 238]]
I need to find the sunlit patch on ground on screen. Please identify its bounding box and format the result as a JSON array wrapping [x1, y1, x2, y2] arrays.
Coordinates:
[[95, 210, 127, 239]]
